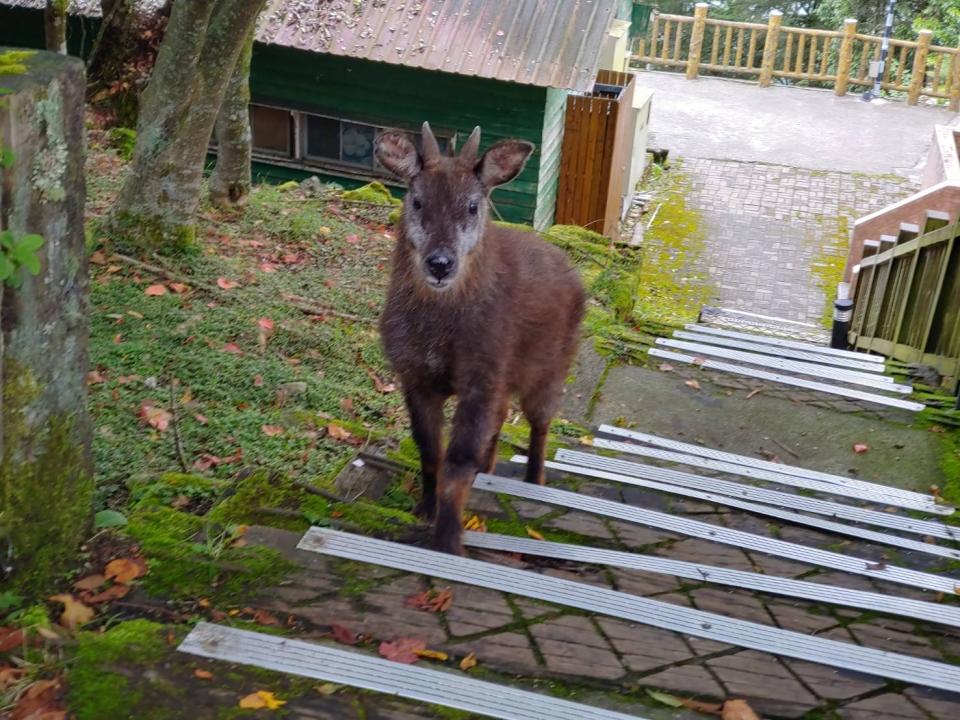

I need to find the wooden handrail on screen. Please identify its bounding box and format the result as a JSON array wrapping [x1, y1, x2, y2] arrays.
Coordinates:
[[635, 9, 960, 111]]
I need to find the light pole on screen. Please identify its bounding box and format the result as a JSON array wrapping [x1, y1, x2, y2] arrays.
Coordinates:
[[863, 0, 896, 102]]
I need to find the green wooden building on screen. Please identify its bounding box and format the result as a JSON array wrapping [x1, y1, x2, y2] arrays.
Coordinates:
[[1, 0, 622, 228]]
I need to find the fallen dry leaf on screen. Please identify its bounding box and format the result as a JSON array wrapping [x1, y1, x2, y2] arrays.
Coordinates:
[[0, 665, 26, 690], [692, 356, 707, 366], [261, 424, 284, 437], [852, 443, 870, 455], [238, 691, 285, 710], [406, 588, 454, 613], [685, 379, 702, 391], [658, 362, 675, 372], [463, 515, 487, 532], [86, 370, 106, 385], [367, 370, 397, 393], [414, 648, 448, 661], [73, 574, 106, 591], [459, 653, 478, 671], [105, 556, 147, 583], [339, 397, 355, 414], [139, 401, 171, 432], [216, 277, 239, 290], [525, 527, 545, 541], [194, 669, 213, 681], [378, 637, 425, 664], [721, 699, 761, 720], [745, 388, 762, 399], [252, 609, 280, 626], [144, 284, 167, 296], [82, 584, 131, 605], [222, 342, 242, 354], [0, 627, 24, 653], [48, 594, 94, 631], [326, 423, 352, 442], [169, 282, 189, 294], [345, 233, 360, 244], [330, 624, 360, 646]]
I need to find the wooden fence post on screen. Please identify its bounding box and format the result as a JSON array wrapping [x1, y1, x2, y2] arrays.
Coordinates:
[[835, 18, 858, 95], [686, 3, 709, 79], [908, 29, 933, 105], [0, 48, 91, 595], [759, 10, 782, 86], [949, 49, 960, 112]]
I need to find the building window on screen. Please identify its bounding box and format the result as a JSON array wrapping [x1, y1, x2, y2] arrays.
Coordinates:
[[250, 105, 452, 177], [251, 105, 293, 156]]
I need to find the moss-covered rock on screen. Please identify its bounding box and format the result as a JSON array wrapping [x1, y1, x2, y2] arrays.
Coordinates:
[[68, 620, 176, 720], [341, 181, 401, 207], [0, 366, 92, 598]]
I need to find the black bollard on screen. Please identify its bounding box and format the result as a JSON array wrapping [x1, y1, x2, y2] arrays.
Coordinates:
[[831, 298, 854, 350]]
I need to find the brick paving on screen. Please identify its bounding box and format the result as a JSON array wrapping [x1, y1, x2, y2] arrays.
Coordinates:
[[676, 158, 913, 324]]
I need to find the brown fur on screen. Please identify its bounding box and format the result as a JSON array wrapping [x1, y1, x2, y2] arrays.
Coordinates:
[[377, 123, 585, 554]]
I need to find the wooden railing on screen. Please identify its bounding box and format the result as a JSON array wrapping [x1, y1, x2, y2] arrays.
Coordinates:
[[634, 4, 960, 110], [850, 218, 960, 386]]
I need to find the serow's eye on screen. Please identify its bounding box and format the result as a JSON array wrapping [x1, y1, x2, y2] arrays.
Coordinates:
[[468, 200, 479, 215], [412, 197, 422, 211]]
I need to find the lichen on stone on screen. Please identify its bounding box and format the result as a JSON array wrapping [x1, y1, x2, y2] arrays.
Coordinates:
[[32, 80, 69, 203]]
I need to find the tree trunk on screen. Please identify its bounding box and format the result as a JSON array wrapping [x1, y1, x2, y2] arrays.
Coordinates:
[[209, 30, 254, 208], [111, 0, 266, 249], [44, 0, 68, 54], [0, 49, 92, 597]]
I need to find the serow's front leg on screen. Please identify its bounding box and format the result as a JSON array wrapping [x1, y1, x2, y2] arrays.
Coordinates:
[[404, 386, 445, 522], [434, 391, 501, 555]]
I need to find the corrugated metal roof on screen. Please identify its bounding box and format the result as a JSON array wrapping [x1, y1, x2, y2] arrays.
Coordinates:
[[256, 0, 617, 92], [2, 0, 166, 15], [3, 0, 616, 92]]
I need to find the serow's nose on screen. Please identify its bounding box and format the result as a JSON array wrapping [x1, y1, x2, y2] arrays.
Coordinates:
[[425, 252, 454, 280]]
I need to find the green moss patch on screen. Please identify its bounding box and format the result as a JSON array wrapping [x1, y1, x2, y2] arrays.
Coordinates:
[[0, 365, 92, 598], [341, 181, 401, 206], [68, 620, 173, 720], [125, 505, 293, 604]]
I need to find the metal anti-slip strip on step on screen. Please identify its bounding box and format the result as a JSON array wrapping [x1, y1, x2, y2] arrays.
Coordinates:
[[298, 528, 960, 693], [556, 448, 960, 542], [532, 456, 960, 560], [656, 338, 910, 392], [649, 348, 925, 412], [179, 622, 643, 720], [471, 474, 958, 595], [462, 532, 960, 628], [673, 330, 888, 373], [588, 437, 939, 511], [685, 323, 885, 362], [596, 425, 953, 515]]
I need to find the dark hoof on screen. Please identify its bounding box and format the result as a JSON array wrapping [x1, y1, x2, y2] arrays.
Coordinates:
[[413, 497, 437, 522]]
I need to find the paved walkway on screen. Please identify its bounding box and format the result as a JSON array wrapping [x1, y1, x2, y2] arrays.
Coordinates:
[[633, 71, 958, 325], [680, 159, 910, 322], [637, 71, 958, 178]]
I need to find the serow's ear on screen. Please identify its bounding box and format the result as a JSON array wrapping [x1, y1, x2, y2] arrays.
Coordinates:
[[375, 131, 422, 181], [477, 139, 534, 189]]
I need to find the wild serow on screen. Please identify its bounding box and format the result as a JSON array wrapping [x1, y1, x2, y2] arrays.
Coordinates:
[[375, 122, 585, 555]]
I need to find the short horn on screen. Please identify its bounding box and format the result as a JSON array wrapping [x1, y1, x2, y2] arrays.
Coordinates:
[[421, 121, 441, 167], [458, 126, 481, 166]]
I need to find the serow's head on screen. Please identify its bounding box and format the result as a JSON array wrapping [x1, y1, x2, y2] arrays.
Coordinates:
[[375, 122, 534, 292]]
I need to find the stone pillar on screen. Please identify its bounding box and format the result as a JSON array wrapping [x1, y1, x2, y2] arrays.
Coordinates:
[[0, 49, 91, 596]]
